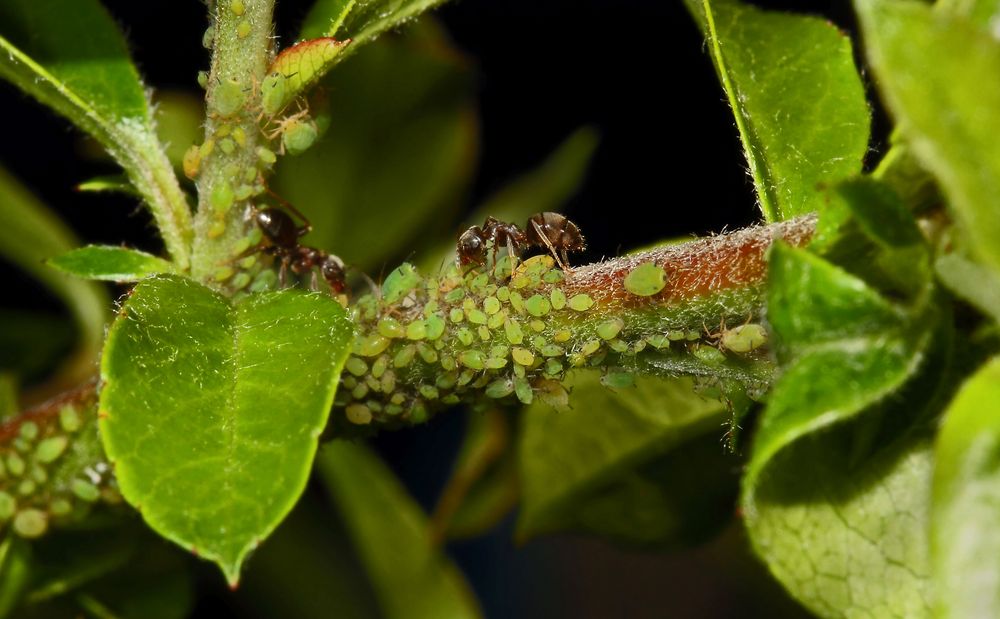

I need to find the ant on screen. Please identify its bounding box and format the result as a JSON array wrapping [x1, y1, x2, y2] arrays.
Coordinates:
[[525, 212, 586, 271], [247, 192, 347, 294], [457, 216, 527, 266]]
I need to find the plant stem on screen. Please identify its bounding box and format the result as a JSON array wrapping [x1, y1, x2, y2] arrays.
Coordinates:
[[191, 0, 276, 287]]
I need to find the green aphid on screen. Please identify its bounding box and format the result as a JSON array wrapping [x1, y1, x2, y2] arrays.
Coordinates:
[[541, 344, 564, 357], [467, 309, 488, 325], [581, 340, 602, 356], [260, 72, 287, 117], [35, 436, 68, 464], [365, 375, 381, 392], [510, 275, 531, 290], [345, 357, 368, 377], [504, 319, 524, 345], [597, 318, 624, 340], [686, 330, 702, 341], [219, 138, 236, 155], [367, 400, 383, 413], [351, 383, 369, 400], [71, 479, 100, 503], [202, 25, 215, 49], [513, 364, 526, 378], [692, 344, 726, 365], [419, 385, 440, 400], [425, 314, 446, 340], [49, 498, 73, 517], [631, 340, 647, 354], [356, 334, 390, 357], [440, 355, 457, 371], [531, 335, 547, 350], [406, 320, 427, 341], [441, 395, 461, 406], [233, 184, 254, 201], [459, 350, 486, 370], [483, 297, 501, 315], [450, 308, 465, 323], [545, 359, 564, 376], [624, 262, 667, 297], [601, 371, 635, 389], [410, 402, 431, 422], [568, 294, 595, 312], [553, 329, 572, 343], [59, 406, 81, 434], [13, 509, 47, 538], [543, 270, 564, 284], [457, 370, 476, 387], [487, 310, 506, 330], [197, 71, 209, 89], [210, 181, 235, 214], [514, 377, 534, 405], [30, 464, 46, 484], [385, 404, 404, 416], [417, 342, 438, 364], [472, 273, 490, 291], [490, 344, 509, 359], [436, 371, 458, 390], [6, 454, 25, 477], [529, 320, 546, 333], [509, 291, 526, 314], [282, 120, 319, 156], [381, 371, 397, 393], [236, 19, 252, 38], [342, 376, 358, 389], [456, 328, 474, 346], [231, 272, 252, 291], [257, 146, 277, 166], [486, 379, 515, 399], [391, 393, 406, 406], [17, 480, 35, 496], [0, 492, 17, 522], [478, 326, 492, 341], [568, 353, 587, 367], [667, 330, 687, 341], [512, 347, 535, 366], [646, 334, 671, 349], [719, 323, 768, 353], [525, 295, 551, 317], [497, 286, 510, 302], [423, 300, 440, 317], [493, 256, 515, 280], [550, 288, 567, 310], [382, 263, 421, 304], [212, 78, 245, 117], [230, 0, 246, 15], [19, 422, 38, 441], [445, 288, 465, 303], [394, 345, 417, 368], [345, 404, 372, 425], [13, 438, 29, 453], [607, 339, 629, 353], [371, 355, 389, 379], [485, 356, 508, 370]]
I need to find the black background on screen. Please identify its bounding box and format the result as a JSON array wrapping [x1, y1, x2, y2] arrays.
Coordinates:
[[0, 1, 880, 616]]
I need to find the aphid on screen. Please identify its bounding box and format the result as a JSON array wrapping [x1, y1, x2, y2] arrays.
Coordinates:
[[705, 318, 768, 354], [247, 197, 347, 294], [525, 212, 585, 271]]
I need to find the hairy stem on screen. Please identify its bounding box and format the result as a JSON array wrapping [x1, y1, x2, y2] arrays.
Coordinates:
[[190, 0, 276, 288]]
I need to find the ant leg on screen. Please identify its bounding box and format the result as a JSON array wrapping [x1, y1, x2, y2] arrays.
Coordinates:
[[278, 258, 289, 287], [310, 270, 319, 291], [265, 187, 313, 235], [531, 221, 570, 272]]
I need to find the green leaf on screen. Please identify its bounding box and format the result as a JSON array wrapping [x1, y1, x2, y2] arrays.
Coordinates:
[[317, 442, 482, 619], [48, 246, 175, 283], [855, 0, 1000, 275], [0, 0, 191, 267], [274, 25, 476, 270], [743, 244, 946, 618], [936, 253, 1000, 324], [932, 355, 1000, 618], [517, 372, 736, 545], [0, 167, 107, 380], [0, 538, 31, 619], [301, 0, 450, 55], [417, 127, 599, 271], [685, 0, 870, 222], [98, 275, 354, 585]]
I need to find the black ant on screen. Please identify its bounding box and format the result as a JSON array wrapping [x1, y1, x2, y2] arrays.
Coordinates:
[[525, 212, 586, 271], [457, 212, 586, 272], [457, 216, 527, 266], [246, 194, 347, 294]]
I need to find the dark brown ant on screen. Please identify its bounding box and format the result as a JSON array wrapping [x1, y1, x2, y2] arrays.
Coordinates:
[[457, 216, 527, 267], [248, 200, 347, 294], [525, 212, 586, 271]]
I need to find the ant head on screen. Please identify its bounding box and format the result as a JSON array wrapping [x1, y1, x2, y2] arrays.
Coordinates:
[[457, 226, 487, 265]]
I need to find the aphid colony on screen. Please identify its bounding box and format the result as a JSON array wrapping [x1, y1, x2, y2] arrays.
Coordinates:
[[0, 391, 117, 540]]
